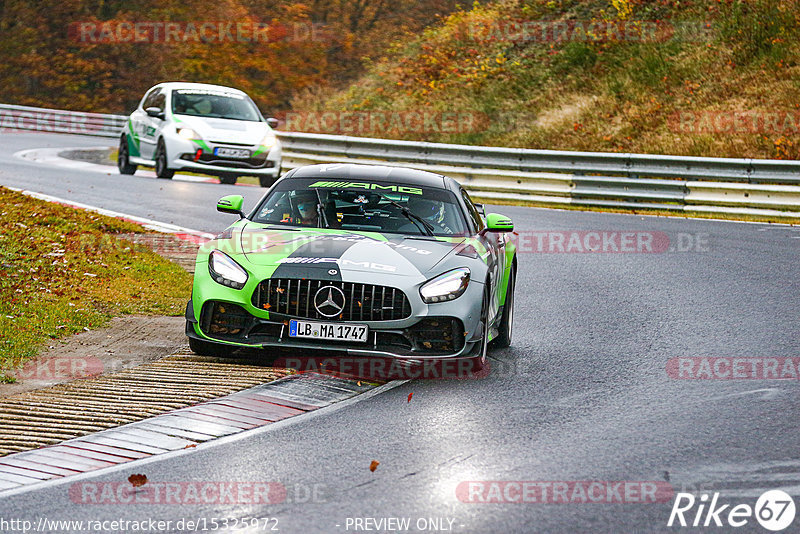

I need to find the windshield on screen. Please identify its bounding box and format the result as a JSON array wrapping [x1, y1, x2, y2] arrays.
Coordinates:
[[171, 89, 261, 121], [252, 179, 469, 236]]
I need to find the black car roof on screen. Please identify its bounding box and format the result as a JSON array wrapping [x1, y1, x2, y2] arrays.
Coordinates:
[[286, 164, 449, 189]]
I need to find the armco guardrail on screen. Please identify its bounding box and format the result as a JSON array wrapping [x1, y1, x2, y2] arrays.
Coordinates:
[[0, 103, 126, 138], [2, 103, 799, 218], [278, 132, 800, 217], [277, 131, 800, 185]]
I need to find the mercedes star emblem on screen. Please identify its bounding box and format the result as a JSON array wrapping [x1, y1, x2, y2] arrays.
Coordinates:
[[314, 285, 346, 318]]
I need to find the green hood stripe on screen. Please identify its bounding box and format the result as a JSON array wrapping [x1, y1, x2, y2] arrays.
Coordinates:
[[191, 139, 211, 152]]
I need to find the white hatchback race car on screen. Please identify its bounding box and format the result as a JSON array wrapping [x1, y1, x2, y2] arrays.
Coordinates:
[[118, 82, 282, 187]]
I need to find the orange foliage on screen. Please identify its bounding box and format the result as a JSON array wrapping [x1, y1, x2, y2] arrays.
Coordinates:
[[0, 0, 456, 113]]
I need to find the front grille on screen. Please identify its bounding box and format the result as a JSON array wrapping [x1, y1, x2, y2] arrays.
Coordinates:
[[200, 301, 251, 338], [408, 317, 465, 353], [252, 279, 412, 321], [199, 301, 282, 342], [180, 152, 274, 169], [208, 140, 253, 146]]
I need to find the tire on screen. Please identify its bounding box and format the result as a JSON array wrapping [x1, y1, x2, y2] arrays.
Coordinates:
[[493, 263, 516, 348], [118, 136, 137, 175], [470, 287, 490, 372], [219, 174, 237, 185], [188, 336, 232, 357], [154, 140, 175, 179]]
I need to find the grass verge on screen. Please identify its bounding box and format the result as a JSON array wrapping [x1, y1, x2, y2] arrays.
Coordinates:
[[0, 187, 193, 382]]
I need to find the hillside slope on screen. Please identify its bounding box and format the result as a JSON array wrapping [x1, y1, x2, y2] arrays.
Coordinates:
[[295, 0, 800, 159]]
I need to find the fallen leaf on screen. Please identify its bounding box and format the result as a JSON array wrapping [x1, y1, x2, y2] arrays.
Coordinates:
[[128, 474, 147, 487], [184, 444, 196, 449], [407, 392, 413, 403], [369, 460, 380, 472], [357, 381, 362, 386]]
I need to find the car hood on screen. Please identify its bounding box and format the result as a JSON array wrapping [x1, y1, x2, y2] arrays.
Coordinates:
[[173, 115, 270, 145], [236, 225, 466, 279]]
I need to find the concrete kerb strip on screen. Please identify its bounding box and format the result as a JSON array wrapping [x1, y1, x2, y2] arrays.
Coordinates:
[[0, 377, 407, 497]]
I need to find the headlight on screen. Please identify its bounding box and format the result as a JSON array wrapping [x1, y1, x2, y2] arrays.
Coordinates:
[[209, 250, 248, 289], [178, 128, 198, 140], [420, 268, 470, 303], [260, 132, 276, 147]]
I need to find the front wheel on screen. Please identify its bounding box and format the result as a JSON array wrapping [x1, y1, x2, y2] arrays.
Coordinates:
[[154, 140, 175, 179], [493, 263, 515, 348], [118, 136, 137, 175], [470, 287, 490, 372]]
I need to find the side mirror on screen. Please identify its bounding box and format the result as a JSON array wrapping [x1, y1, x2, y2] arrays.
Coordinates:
[[217, 195, 245, 218], [266, 117, 279, 129], [485, 213, 513, 233], [145, 107, 165, 120]]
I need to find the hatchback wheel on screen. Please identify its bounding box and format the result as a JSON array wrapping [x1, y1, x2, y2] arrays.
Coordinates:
[[118, 136, 137, 175], [155, 140, 175, 179]]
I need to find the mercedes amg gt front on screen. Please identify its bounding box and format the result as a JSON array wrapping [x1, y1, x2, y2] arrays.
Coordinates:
[[185, 163, 517, 372]]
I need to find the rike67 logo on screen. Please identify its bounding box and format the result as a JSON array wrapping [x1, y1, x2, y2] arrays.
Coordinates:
[[668, 490, 796, 531]]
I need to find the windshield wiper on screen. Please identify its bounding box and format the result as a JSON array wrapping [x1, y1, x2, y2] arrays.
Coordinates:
[[372, 193, 434, 236]]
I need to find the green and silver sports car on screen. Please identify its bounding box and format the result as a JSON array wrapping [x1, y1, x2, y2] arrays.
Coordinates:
[[185, 163, 517, 370]]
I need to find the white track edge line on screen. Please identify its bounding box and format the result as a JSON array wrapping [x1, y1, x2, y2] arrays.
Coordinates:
[[6, 186, 214, 239]]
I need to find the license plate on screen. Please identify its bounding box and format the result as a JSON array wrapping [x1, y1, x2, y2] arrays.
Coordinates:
[[289, 320, 369, 343], [214, 147, 250, 159]]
